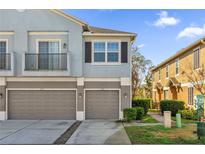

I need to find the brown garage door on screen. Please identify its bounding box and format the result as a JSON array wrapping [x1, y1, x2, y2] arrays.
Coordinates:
[[85, 90, 119, 119], [8, 90, 76, 120]]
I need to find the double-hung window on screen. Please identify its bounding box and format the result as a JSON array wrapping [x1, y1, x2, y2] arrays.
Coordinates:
[[193, 47, 200, 69], [166, 64, 169, 78], [175, 58, 179, 75], [158, 69, 161, 80], [93, 41, 120, 63], [0, 40, 7, 69], [188, 87, 194, 105], [93, 42, 106, 62]]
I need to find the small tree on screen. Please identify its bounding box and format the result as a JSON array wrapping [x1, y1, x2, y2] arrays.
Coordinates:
[[132, 47, 152, 98], [182, 64, 205, 95], [182, 64, 205, 120]]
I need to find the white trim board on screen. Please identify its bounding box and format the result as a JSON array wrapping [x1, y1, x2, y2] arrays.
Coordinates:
[[0, 32, 14, 35], [29, 32, 68, 35], [5, 88, 78, 120], [83, 88, 121, 120]]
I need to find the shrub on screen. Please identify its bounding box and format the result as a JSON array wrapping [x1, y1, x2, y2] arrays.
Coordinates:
[[178, 109, 197, 120], [160, 100, 185, 116], [134, 107, 144, 120], [132, 98, 151, 115], [123, 108, 136, 122]]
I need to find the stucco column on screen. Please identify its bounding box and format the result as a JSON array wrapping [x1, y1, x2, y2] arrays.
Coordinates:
[[76, 77, 85, 120], [0, 77, 6, 120], [121, 78, 131, 119]]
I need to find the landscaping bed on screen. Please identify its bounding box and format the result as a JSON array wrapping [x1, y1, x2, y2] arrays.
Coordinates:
[[124, 124, 205, 144]]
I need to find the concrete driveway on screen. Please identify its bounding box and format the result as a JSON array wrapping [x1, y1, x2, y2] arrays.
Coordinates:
[[0, 120, 75, 144], [66, 121, 131, 145]]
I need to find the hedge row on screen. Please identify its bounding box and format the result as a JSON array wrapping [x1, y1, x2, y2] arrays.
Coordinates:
[[160, 100, 185, 116], [132, 98, 151, 115], [123, 107, 144, 122]]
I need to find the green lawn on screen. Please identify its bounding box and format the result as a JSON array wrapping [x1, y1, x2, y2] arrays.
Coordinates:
[[171, 117, 197, 124], [125, 125, 205, 144], [141, 115, 159, 123]]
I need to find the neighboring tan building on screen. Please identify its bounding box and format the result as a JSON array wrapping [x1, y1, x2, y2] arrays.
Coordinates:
[[0, 9, 136, 120], [152, 37, 205, 107]]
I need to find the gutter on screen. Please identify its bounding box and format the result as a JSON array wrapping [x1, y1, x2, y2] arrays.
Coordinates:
[[152, 37, 205, 72]]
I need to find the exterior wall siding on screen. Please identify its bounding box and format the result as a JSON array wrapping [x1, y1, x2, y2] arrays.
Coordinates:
[[152, 41, 205, 106]]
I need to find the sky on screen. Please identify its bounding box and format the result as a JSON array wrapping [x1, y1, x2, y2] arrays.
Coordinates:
[[64, 9, 205, 66]]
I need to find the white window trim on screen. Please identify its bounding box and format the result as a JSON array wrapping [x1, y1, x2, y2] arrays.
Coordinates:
[[175, 58, 180, 77], [36, 39, 62, 53], [91, 40, 121, 65], [166, 64, 169, 79], [193, 46, 200, 70], [0, 39, 8, 53]]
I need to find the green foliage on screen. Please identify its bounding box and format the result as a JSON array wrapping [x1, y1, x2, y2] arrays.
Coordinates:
[[132, 98, 151, 115], [178, 109, 198, 120], [160, 100, 185, 116], [123, 108, 136, 122], [134, 107, 144, 120], [125, 125, 205, 144]]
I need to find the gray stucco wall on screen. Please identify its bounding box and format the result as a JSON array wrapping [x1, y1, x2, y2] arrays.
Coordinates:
[[0, 10, 132, 78], [0, 9, 83, 76]]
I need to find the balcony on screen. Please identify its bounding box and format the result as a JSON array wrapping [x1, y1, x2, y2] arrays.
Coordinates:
[[0, 52, 14, 76], [22, 52, 71, 76]]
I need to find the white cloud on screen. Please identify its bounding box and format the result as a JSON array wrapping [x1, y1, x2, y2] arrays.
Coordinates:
[[177, 25, 205, 39], [153, 11, 180, 28], [137, 44, 145, 49]]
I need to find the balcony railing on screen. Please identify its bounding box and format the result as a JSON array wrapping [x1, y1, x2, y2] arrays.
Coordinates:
[[0, 53, 11, 70], [25, 53, 68, 71]]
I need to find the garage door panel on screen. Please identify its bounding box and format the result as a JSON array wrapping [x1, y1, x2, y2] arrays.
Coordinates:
[[8, 90, 76, 120], [85, 90, 119, 119]]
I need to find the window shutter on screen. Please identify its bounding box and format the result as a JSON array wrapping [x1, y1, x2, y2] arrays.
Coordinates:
[[85, 42, 92, 63], [121, 42, 128, 63]]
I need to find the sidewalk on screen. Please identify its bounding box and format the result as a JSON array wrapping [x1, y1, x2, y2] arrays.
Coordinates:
[[148, 112, 164, 123]]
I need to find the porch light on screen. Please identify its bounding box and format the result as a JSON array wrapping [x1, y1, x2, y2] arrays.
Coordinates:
[[0, 93, 3, 99], [78, 93, 82, 98], [63, 43, 67, 49], [124, 93, 128, 98]]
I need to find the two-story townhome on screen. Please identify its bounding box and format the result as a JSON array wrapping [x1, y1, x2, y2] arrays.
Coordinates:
[[0, 9, 136, 120], [152, 37, 205, 108]]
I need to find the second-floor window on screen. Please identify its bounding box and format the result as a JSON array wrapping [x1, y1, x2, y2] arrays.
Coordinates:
[[0, 40, 7, 69], [175, 58, 179, 75], [0, 40, 7, 53], [193, 47, 200, 69], [93, 41, 120, 63], [166, 64, 169, 78], [158, 69, 161, 80], [38, 41, 60, 53]]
